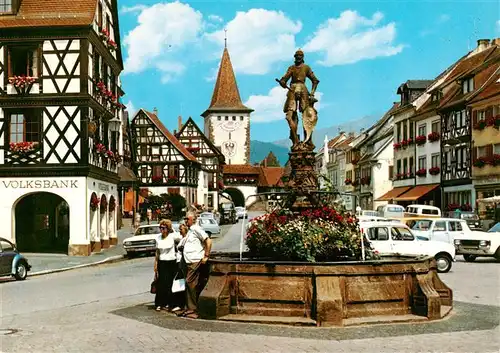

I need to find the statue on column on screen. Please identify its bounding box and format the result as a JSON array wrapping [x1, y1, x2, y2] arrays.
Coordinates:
[[276, 49, 320, 150]]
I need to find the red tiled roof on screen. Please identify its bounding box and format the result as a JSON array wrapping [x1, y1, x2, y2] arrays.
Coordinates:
[[142, 110, 198, 162], [0, 0, 98, 28], [258, 167, 285, 187], [202, 48, 252, 116], [438, 47, 500, 109], [336, 136, 355, 149], [223, 164, 260, 175], [468, 67, 500, 103]]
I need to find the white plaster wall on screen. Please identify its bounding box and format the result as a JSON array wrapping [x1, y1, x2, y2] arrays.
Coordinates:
[[43, 106, 81, 164], [42, 40, 81, 94], [209, 112, 250, 164], [373, 144, 393, 209], [86, 177, 118, 242], [0, 177, 86, 246], [415, 115, 441, 186], [237, 185, 258, 207], [197, 170, 208, 207]]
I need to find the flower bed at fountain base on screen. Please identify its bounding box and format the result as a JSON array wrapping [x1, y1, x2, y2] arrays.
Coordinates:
[[198, 254, 452, 327]]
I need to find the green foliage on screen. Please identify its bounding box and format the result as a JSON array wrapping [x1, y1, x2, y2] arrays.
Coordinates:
[[145, 193, 186, 220], [246, 207, 370, 262]]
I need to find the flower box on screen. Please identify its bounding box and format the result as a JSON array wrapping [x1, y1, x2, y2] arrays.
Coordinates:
[[401, 140, 409, 147], [461, 204, 472, 212], [486, 115, 500, 129], [8, 75, 37, 89], [493, 154, 500, 166], [99, 28, 110, 40], [187, 147, 201, 153], [95, 143, 107, 155], [90, 194, 100, 212], [473, 157, 489, 168], [9, 141, 39, 154], [446, 203, 460, 211], [152, 175, 163, 183], [344, 178, 352, 185], [416, 168, 427, 177], [429, 167, 440, 175], [393, 142, 401, 150], [473, 120, 487, 130], [166, 176, 178, 185], [395, 173, 404, 180], [428, 132, 440, 142], [352, 180, 359, 187], [107, 39, 118, 51], [415, 135, 427, 145], [360, 177, 371, 185]]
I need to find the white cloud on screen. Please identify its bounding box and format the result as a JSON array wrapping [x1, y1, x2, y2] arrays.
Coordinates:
[[303, 10, 404, 66], [120, 5, 147, 14], [205, 9, 302, 75], [245, 86, 323, 123], [125, 100, 136, 117], [123, 1, 203, 82], [438, 14, 450, 23], [208, 14, 223, 22]]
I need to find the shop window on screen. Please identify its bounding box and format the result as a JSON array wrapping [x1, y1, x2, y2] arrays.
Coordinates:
[[9, 111, 40, 144], [8, 45, 39, 77]]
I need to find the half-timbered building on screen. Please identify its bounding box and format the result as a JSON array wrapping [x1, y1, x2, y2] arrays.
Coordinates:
[[434, 39, 499, 213], [130, 109, 200, 206], [176, 116, 225, 209], [0, 0, 127, 255]]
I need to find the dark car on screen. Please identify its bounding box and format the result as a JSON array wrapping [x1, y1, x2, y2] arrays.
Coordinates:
[[0, 237, 31, 280], [459, 212, 482, 230]]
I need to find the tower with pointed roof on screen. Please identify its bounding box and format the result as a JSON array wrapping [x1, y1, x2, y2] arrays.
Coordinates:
[[202, 45, 253, 165]]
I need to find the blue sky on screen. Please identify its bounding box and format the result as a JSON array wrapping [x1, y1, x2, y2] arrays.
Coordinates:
[[118, 0, 500, 142]]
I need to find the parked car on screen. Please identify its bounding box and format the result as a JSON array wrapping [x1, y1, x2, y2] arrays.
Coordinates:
[[235, 207, 248, 219], [405, 204, 441, 217], [360, 222, 455, 273], [409, 218, 471, 245], [455, 212, 482, 231], [123, 224, 161, 257], [198, 218, 220, 237], [199, 212, 219, 223], [454, 222, 500, 262], [376, 204, 405, 218], [219, 202, 237, 225], [0, 237, 31, 280]]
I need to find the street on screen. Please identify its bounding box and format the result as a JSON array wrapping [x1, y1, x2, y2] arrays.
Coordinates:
[[1, 218, 499, 352]]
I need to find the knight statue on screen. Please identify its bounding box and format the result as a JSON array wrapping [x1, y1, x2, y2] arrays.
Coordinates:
[[277, 49, 320, 149]]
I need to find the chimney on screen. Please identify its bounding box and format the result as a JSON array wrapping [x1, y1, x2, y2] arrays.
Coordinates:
[[477, 39, 490, 51], [178, 116, 183, 131], [153, 107, 158, 116], [348, 132, 355, 138], [491, 38, 500, 46]]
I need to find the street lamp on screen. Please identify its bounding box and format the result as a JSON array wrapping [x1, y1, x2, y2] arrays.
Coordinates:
[[108, 117, 121, 132]]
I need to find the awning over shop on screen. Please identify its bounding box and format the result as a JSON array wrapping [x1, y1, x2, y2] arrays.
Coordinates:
[[393, 184, 440, 201], [376, 186, 411, 201]]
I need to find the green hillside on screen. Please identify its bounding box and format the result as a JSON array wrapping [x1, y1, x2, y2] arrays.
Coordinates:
[[250, 140, 289, 166]]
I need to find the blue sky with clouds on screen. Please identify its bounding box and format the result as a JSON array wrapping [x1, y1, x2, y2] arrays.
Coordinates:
[[118, 0, 500, 142]]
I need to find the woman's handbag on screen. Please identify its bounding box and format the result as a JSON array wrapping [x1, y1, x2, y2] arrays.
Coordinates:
[[150, 279, 157, 294], [171, 273, 186, 293]]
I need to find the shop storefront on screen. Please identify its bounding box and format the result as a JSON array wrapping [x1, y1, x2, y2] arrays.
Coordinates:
[[0, 176, 118, 256]]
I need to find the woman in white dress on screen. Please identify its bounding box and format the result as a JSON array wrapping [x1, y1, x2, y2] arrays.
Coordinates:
[[154, 219, 181, 311]]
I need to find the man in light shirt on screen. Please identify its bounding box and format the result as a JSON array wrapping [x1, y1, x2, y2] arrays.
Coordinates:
[[181, 211, 212, 318]]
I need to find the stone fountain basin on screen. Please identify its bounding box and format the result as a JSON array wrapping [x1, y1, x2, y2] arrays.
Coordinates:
[[199, 254, 453, 327]]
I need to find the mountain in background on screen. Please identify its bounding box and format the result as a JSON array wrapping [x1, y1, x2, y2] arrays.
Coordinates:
[[272, 115, 380, 149], [250, 140, 289, 166], [249, 115, 381, 165]]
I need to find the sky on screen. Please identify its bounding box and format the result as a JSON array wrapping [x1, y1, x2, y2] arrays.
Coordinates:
[[118, 0, 500, 143]]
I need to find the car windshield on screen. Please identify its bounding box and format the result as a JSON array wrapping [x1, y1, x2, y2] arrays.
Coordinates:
[[411, 220, 433, 231], [222, 204, 232, 209], [488, 222, 500, 233], [135, 226, 160, 235], [200, 213, 213, 218]]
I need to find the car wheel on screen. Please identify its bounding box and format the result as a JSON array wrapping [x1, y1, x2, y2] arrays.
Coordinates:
[[126, 252, 135, 259], [435, 253, 452, 273], [463, 254, 477, 262], [14, 262, 28, 280], [494, 247, 500, 261]]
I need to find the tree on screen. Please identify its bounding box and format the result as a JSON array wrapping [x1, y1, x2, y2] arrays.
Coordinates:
[[260, 151, 280, 167]]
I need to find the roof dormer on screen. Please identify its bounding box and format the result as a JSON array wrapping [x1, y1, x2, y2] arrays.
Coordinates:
[[461, 76, 474, 94]]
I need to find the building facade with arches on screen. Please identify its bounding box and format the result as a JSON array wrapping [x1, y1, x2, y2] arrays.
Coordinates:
[[0, 0, 127, 255]]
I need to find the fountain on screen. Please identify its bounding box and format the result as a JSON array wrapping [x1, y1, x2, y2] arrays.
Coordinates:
[[198, 50, 452, 326]]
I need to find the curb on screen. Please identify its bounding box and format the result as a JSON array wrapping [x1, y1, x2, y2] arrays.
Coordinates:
[[30, 254, 125, 277]]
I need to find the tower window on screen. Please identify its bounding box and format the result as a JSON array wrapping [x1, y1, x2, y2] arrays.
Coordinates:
[[232, 116, 236, 121], [217, 116, 221, 121], [240, 116, 244, 121], [225, 116, 228, 121]]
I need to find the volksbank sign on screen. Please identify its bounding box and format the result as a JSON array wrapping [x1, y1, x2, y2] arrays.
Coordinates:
[[1, 180, 79, 189]]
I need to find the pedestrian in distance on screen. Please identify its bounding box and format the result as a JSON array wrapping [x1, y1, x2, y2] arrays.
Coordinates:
[[154, 219, 181, 312], [177, 211, 212, 319]]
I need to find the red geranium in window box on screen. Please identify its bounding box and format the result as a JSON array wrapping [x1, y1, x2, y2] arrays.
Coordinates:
[[428, 132, 440, 142], [429, 166, 440, 175], [152, 175, 163, 183], [344, 178, 352, 185], [393, 142, 401, 150], [9, 141, 39, 154], [415, 135, 426, 145], [9, 75, 37, 88], [416, 168, 427, 177]]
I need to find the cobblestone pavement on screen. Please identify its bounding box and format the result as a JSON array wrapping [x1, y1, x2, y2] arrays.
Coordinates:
[[0, 248, 498, 352]]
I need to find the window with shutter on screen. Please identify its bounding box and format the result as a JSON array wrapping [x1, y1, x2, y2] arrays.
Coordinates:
[[389, 165, 394, 179], [8, 45, 39, 77]]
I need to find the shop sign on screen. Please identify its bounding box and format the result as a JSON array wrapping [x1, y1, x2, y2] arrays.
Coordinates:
[[1, 179, 79, 189], [98, 183, 110, 191]]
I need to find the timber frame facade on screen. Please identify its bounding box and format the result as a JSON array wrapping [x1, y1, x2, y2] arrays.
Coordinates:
[[130, 110, 200, 193], [0, 0, 126, 184], [176, 117, 225, 193]]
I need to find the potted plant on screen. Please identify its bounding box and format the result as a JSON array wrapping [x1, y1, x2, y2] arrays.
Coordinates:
[[9, 141, 39, 154], [429, 166, 440, 175], [416, 168, 427, 177], [473, 120, 487, 130], [428, 132, 440, 142], [415, 135, 426, 145], [393, 142, 401, 150], [344, 178, 352, 185]]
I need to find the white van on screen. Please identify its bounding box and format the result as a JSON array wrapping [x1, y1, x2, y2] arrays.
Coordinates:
[[406, 204, 441, 217], [376, 204, 405, 218]]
